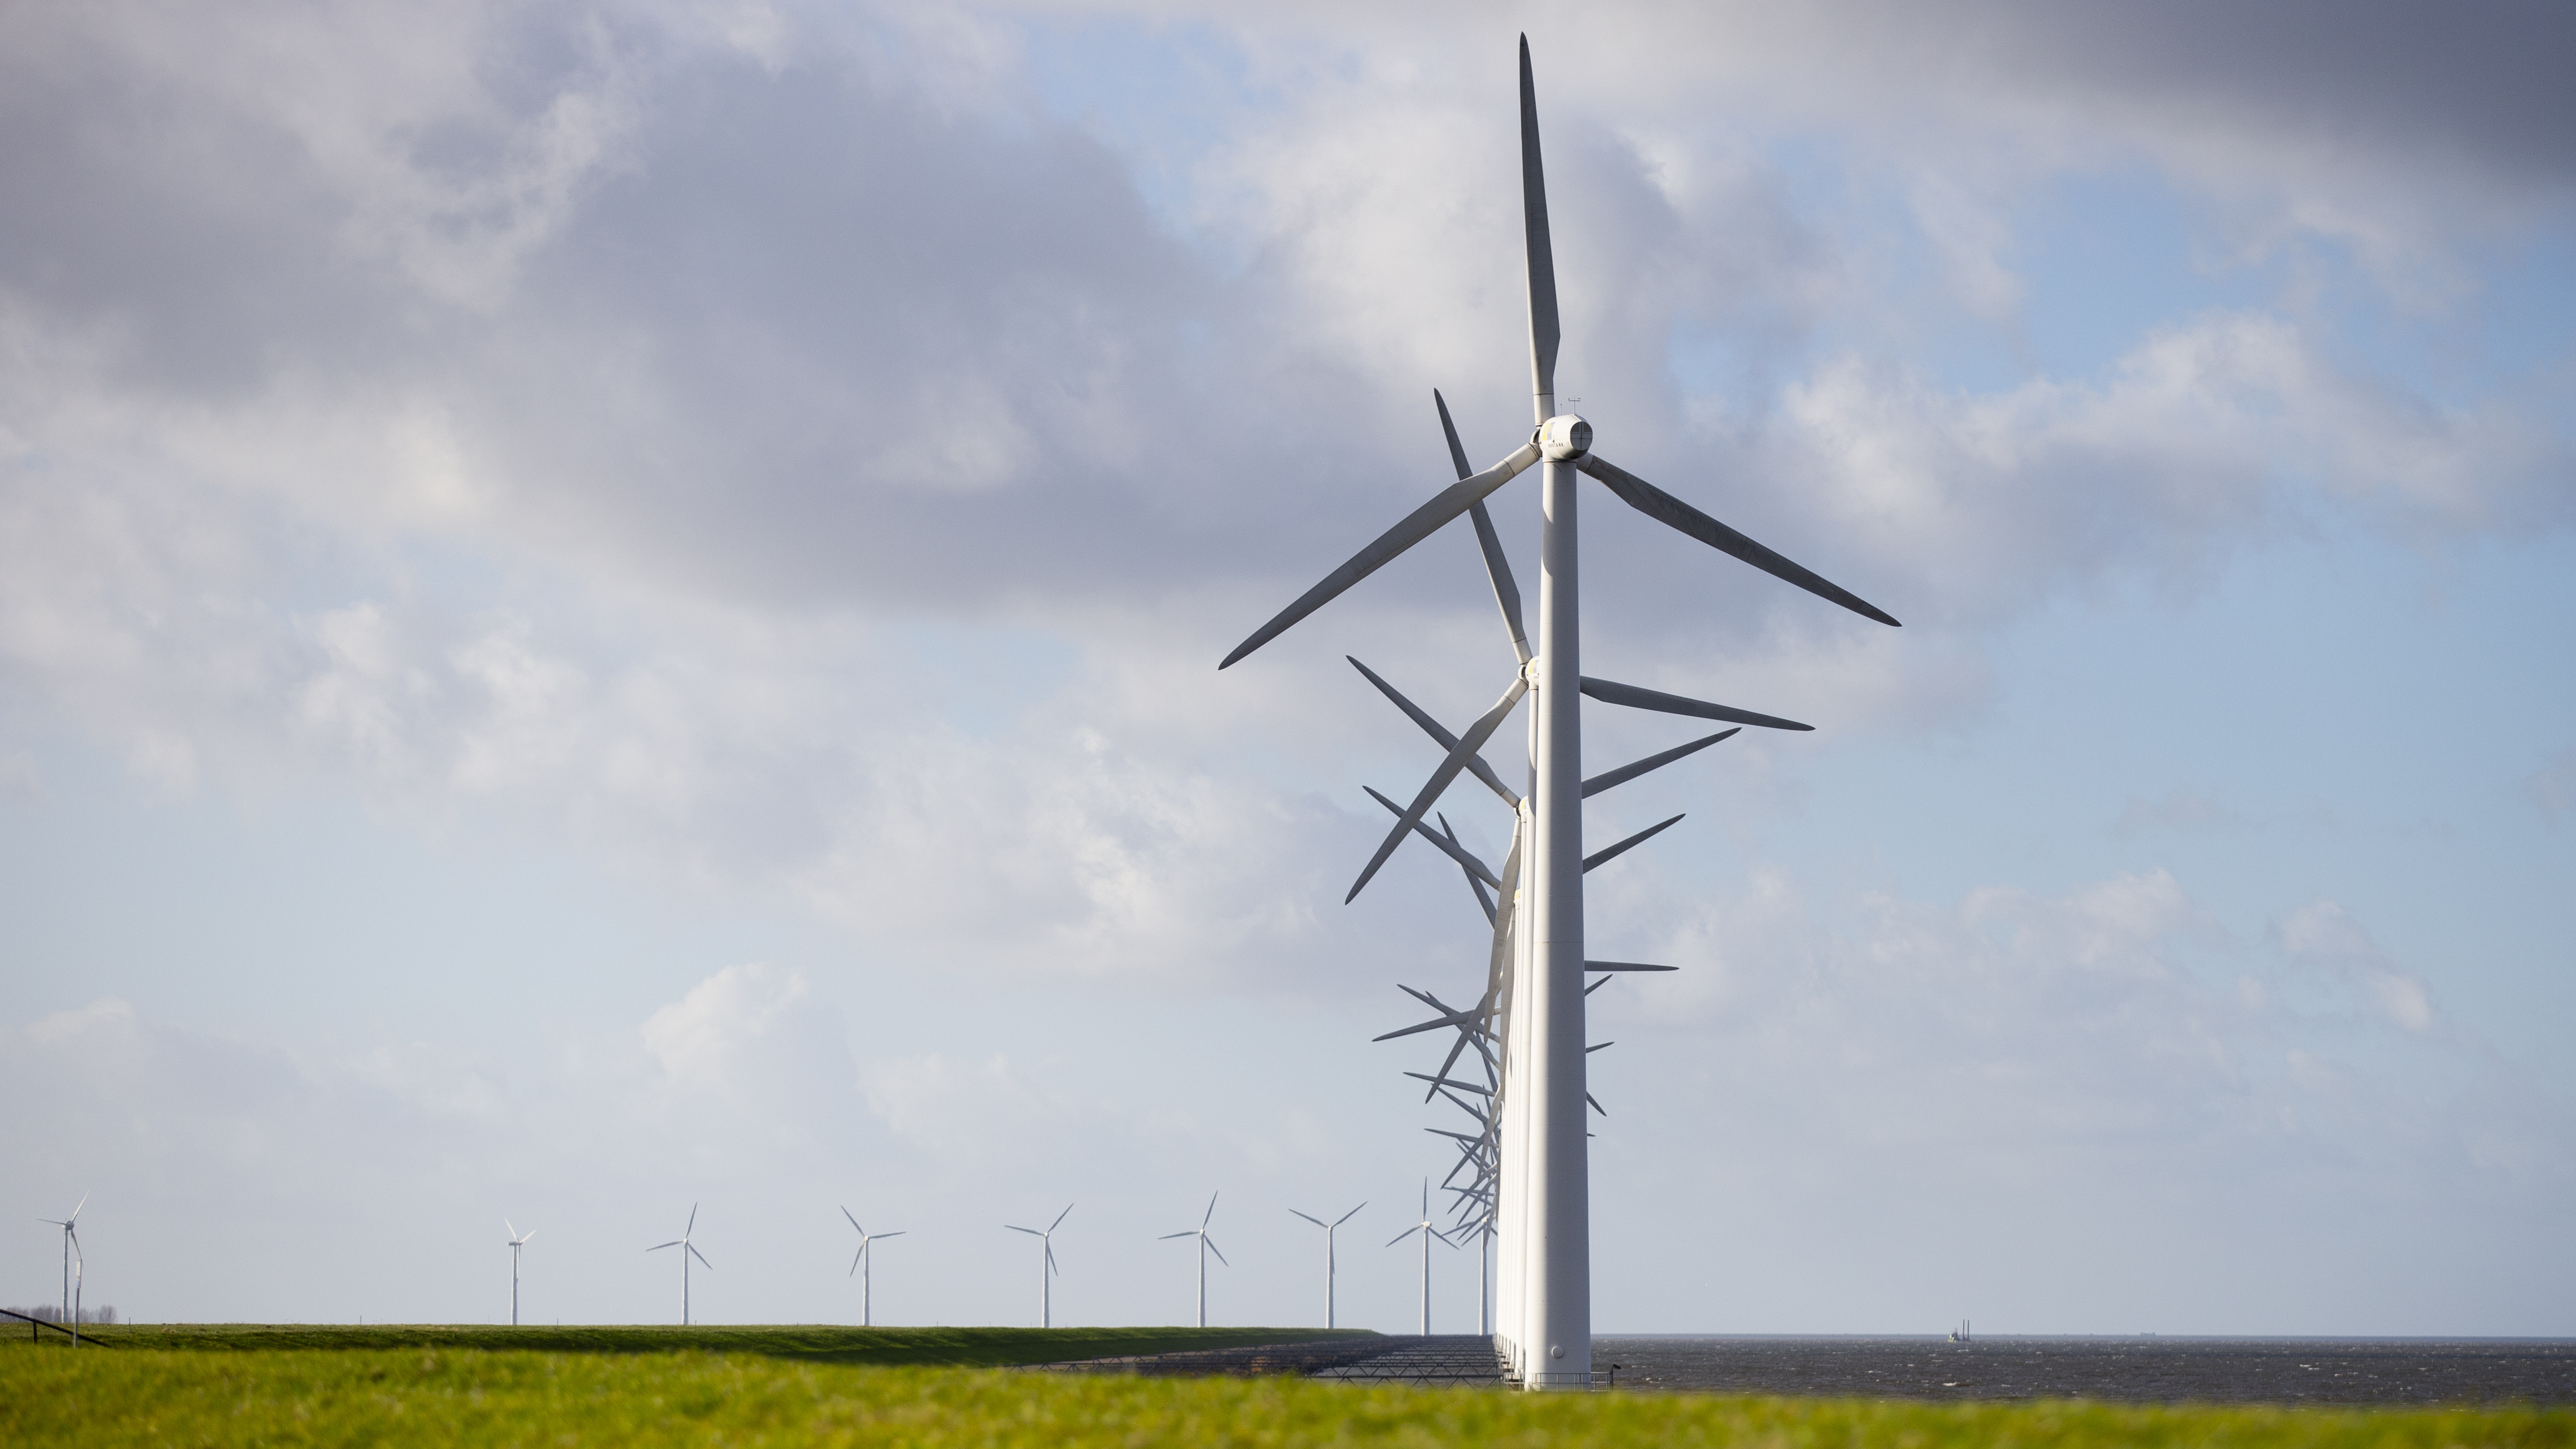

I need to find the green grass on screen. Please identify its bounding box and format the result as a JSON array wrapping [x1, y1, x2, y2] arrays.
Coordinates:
[[15, 1321, 1370, 1365], [5, 1338, 2570, 1447]]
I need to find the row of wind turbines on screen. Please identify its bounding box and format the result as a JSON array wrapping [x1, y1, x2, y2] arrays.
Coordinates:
[[505, 1190, 1462, 1332]]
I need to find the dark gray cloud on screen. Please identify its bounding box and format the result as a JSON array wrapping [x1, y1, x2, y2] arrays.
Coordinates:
[[1942, 0, 2576, 191]]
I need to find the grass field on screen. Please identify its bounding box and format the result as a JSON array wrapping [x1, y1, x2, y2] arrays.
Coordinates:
[[3, 1321, 1367, 1364], [5, 1334, 2571, 1447]]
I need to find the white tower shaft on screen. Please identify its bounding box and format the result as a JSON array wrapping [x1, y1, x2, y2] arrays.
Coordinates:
[[1518, 455, 1592, 1388]]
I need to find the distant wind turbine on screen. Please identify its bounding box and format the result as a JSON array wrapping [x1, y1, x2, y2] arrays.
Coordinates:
[[505, 1220, 535, 1326], [1287, 1202, 1366, 1329], [1004, 1204, 1072, 1328], [38, 1193, 85, 1347], [1386, 1179, 1453, 1337], [840, 1207, 904, 1327], [647, 1204, 712, 1325], [1158, 1192, 1228, 1328]]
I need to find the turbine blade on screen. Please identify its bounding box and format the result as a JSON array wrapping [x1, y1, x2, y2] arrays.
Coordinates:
[[1202, 1192, 1218, 1229], [878, 1231, 905, 1240], [1362, 786, 1501, 887], [1220, 444, 1543, 669], [843, 1206, 862, 1232], [1388, 1226, 1420, 1248], [1347, 658, 1518, 806], [1587, 1093, 1607, 1116], [1585, 960, 1678, 971], [1481, 832, 1523, 1026], [1587, 1040, 1616, 1052], [1438, 389, 1534, 665], [1582, 813, 1685, 874], [1580, 676, 1810, 732], [1006, 1226, 1041, 1236], [1406, 1071, 1492, 1096], [1160, 1231, 1196, 1240], [1348, 675, 1528, 902], [850, 1248, 865, 1277], [1440, 814, 1500, 925], [686, 1203, 698, 1234], [1581, 729, 1739, 798], [1051, 1203, 1075, 1232], [690, 1244, 712, 1269], [1206, 1239, 1229, 1266], [1428, 1022, 1474, 1087], [1046, 1246, 1059, 1275], [1578, 453, 1901, 627], [1289, 1209, 1326, 1228], [1519, 34, 1560, 414], [649, 1241, 681, 1251], [1336, 1203, 1367, 1227], [1469, 502, 1532, 667], [1585, 973, 1613, 996], [1373, 1007, 1479, 1043]]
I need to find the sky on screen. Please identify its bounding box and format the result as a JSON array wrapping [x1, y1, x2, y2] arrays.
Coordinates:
[[2, 0, 2571, 1337]]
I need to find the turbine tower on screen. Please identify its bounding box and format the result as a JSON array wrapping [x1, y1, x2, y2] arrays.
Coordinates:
[[1386, 1179, 1452, 1337], [1287, 1201, 1365, 1329], [647, 1204, 712, 1326], [1004, 1204, 1072, 1329], [505, 1220, 535, 1326], [1218, 37, 1899, 1388], [38, 1194, 85, 1347], [840, 1207, 904, 1327], [1157, 1192, 1229, 1328]]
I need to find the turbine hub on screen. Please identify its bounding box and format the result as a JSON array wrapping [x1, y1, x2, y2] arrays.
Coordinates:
[[1536, 413, 1591, 462]]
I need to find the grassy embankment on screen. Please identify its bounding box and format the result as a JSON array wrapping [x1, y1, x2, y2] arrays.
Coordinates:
[[5, 1333, 2572, 1447], [8, 1321, 1361, 1364]]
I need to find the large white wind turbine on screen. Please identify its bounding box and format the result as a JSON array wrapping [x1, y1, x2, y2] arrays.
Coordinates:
[[647, 1205, 712, 1326], [1287, 1202, 1366, 1329], [1386, 1180, 1454, 1338], [1220, 36, 1898, 1388], [1157, 1192, 1229, 1328], [840, 1207, 904, 1328], [505, 1220, 535, 1326], [1004, 1204, 1072, 1329], [38, 1194, 85, 1346]]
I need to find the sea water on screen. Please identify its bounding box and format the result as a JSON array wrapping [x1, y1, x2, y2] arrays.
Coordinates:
[[1588, 1336, 2576, 1403]]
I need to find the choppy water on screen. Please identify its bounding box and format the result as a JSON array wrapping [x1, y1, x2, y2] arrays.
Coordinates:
[[1590, 1336, 2576, 1404]]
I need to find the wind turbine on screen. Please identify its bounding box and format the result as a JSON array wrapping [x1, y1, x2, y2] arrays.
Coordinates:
[[38, 1194, 85, 1346], [505, 1220, 535, 1326], [647, 1204, 712, 1326], [840, 1207, 904, 1327], [1387, 1179, 1453, 1338], [1287, 1202, 1366, 1329], [1218, 36, 1898, 1388], [1157, 1192, 1229, 1328], [1004, 1204, 1072, 1328]]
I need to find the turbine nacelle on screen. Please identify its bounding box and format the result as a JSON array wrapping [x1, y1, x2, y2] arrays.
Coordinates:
[[1535, 412, 1591, 462]]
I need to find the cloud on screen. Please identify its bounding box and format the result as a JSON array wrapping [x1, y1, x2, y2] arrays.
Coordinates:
[[860, 1053, 1078, 1161], [2111, 789, 2244, 836], [2274, 900, 2437, 1033], [0, 0, 2565, 1007]]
